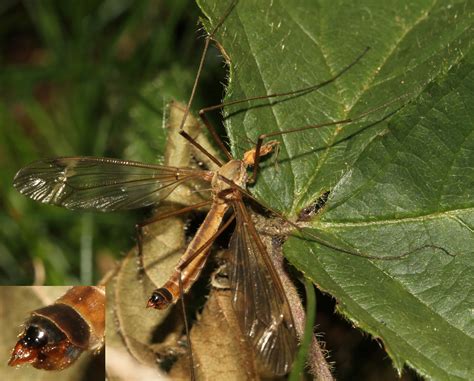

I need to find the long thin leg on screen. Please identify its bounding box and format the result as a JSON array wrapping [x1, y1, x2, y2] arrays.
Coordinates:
[[198, 111, 233, 161], [176, 213, 236, 272], [179, 130, 223, 167], [135, 200, 212, 262], [250, 93, 410, 183], [177, 0, 238, 166], [195, 47, 370, 162], [178, 271, 195, 381], [216, 174, 453, 260], [201, 47, 370, 115], [181, 10, 369, 168]]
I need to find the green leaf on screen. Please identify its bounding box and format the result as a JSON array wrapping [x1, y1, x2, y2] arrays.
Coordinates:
[[198, 0, 473, 379]]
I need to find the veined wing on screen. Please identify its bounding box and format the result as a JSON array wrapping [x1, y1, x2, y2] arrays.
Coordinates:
[[229, 199, 297, 375], [13, 157, 210, 211]]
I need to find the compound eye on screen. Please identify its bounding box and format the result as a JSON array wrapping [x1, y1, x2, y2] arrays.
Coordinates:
[[147, 288, 173, 309], [21, 325, 48, 348], [150, 292, 161, 304]]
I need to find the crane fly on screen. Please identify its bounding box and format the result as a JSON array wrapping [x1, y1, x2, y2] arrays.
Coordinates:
[[145, 139, 297, 374], [8, 286, 105, 371], [12, 0, 395, 375], [12, 49, 384, 376]]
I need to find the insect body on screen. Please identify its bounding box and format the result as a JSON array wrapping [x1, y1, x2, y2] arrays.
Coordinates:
[[147, 143, 298, 375]]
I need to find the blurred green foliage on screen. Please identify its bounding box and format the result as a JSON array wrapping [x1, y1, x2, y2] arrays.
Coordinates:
[[0, 0, 225, 285]]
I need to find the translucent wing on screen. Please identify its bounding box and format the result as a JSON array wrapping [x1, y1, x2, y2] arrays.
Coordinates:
[[13, 157, 209, 211], [229, 200, 297, 375]]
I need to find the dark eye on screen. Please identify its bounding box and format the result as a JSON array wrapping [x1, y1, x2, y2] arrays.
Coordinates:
[[21, 325, 48, 348], [147, 288, 172, 309], [150, 292, 162, 304]]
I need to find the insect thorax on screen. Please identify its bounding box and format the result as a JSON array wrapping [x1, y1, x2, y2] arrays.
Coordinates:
[[212, 160, 247, 200]]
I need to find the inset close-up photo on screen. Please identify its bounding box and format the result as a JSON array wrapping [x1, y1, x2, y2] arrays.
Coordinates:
[[1, 286, 105, 381]]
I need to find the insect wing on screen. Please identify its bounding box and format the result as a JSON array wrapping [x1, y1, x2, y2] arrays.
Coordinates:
[[229, 200, 297, 375], [13, 157, 207, 211]]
